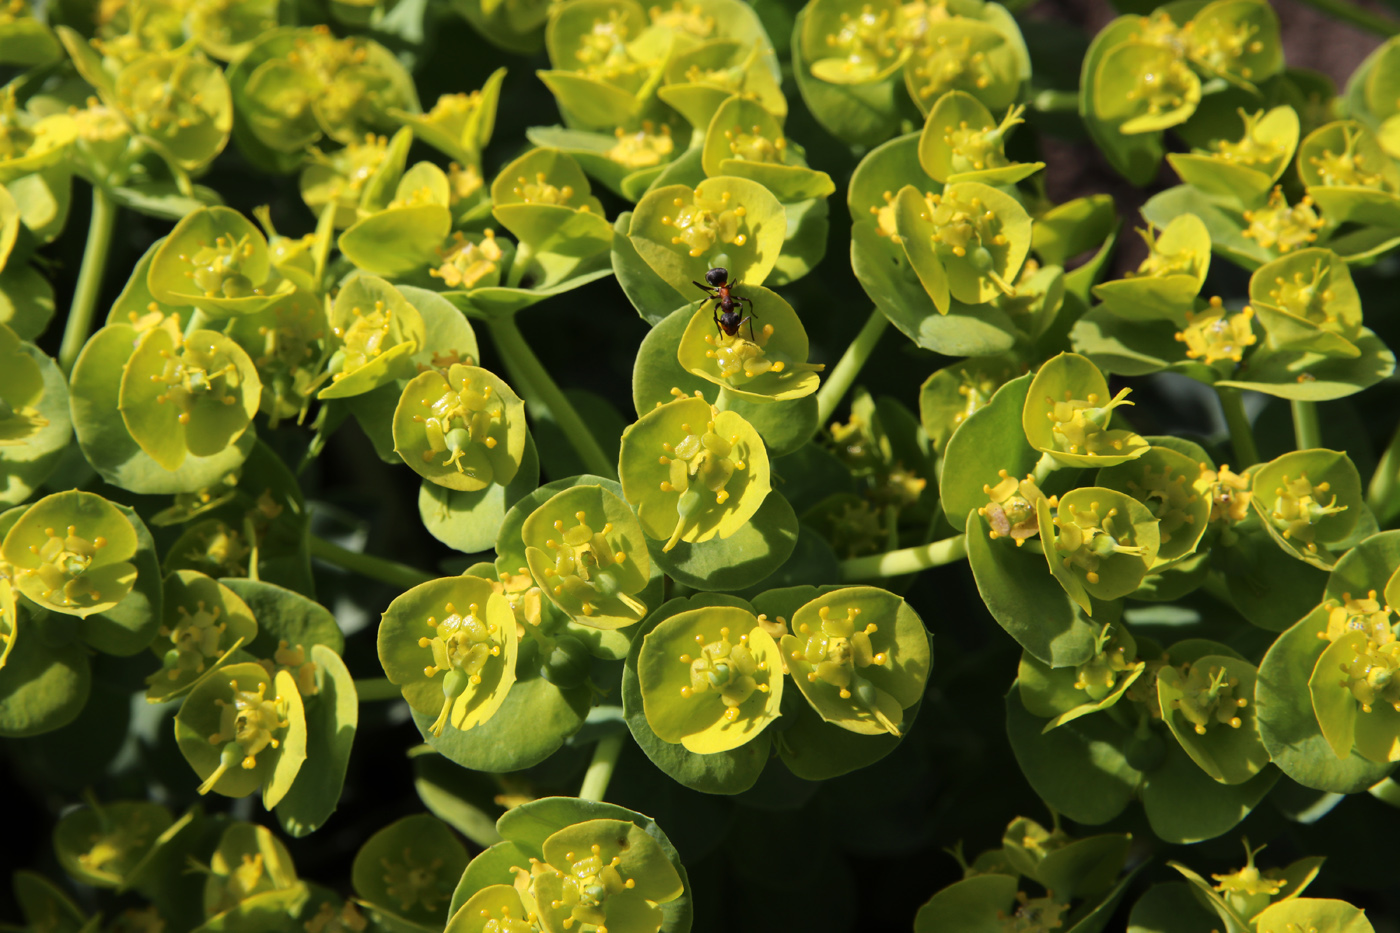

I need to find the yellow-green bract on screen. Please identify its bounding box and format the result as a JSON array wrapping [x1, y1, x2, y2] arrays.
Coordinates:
[[393, 364, 527, 492], [1, 490, 139, 617]]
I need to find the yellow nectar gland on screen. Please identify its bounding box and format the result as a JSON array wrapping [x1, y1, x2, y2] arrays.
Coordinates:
[[381, 848, 447, 913], [200, 678, 289, 793], [1169, 662, 1248, 735], [512, 171, 585, 210], [1124, 223, 1198, 279], [1197, 462, 1252, 525], [1267, 471, 1346, 554], [539, 512, 630, 615], [258, 640, 319, 698], [1267, 260, 1343, 329], [417, 601, 503, 737], [979, 469, 1050, 546], [678, 627, 769, 722], [1319, 591, 1400, 714], [331, 300, 397, 380], [158, 600, 226, 681], [821, 4, 902, 76], [26, 525, 111, 608], [431, 229, 504, 289], [919, 189, 1016, 295], [607, 121, 674, 170], [1125, 461, 1199, 545], [911, 32, 993, 100], [304, 901, 368, 933], [704, 322, 785, 379], [522, 842, 639, 931], [180, 233, 260, 301], [574, 9, 636, 78], [1052, 499, 1148, 585], [411, 376, 503, 480], [1308, 124, 1388, 189], [658, 416, 748, 550], [1241, 187, 1324, 254], [148, 340, 245, 425], [942, 104, 1025, 175], [1072, 623, 1135, 698], [791, 605, 899, 733], [869, 190, 898, 238], [1043, 387, 1135, 456], [469, 899, 535, 933], [649, 0, 715, 37], [725, 123, 788, 165], [660, 189, 748, 258], [1175, 298, 1257, 365], [1209, 108, 1289, 168]]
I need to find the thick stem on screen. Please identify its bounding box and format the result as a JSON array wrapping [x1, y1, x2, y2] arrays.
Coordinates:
[[488, 315, 617, 479], [1030, 451, 1061, 487], [1215, 386, 1259, 469], [308, 535, 434, 589], [1291, 399, 1322, 451], [839, 534, 968, 580], [815, 308, 889, 428], [354, 678, 404, 702], [58, 186, 118, 374], [578, 732, 626, 802], [1292, 0, 1399, 35]]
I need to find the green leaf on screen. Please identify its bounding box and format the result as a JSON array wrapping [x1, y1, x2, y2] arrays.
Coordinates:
[[0, 618, 92, 737], [275, 645, 358, 837], [419, 435, 540, 554]]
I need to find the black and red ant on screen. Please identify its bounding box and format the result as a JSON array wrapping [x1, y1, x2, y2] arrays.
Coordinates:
[[693, 267, 756, 341]]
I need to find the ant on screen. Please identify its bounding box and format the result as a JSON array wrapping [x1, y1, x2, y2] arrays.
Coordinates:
[[693, 267, 756, 341]]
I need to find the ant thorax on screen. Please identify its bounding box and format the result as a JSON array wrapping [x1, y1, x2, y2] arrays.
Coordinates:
[[703, 323, 785, 379]]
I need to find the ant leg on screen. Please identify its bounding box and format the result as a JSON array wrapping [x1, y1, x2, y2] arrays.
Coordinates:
[[743, 315, 755, 341]]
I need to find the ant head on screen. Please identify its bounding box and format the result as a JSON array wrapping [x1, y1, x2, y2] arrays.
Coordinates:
[[705, 267, 729, 288]]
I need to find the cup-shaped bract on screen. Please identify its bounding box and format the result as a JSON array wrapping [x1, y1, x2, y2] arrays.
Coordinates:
[[53, 800, 174, 889], [676, 287, 824, 401], [0, 578, 15, 670], [918, 91, 1042, 186], [1249, 449, 1361, 568], [118, 328, 261, 472], [353, 814, 468, 926], [0, 86, 76, 184], [619, 395, 771, 551], [919, 356, 1018, 454], [540, 0, 656, 129], [222, 290, 329, 427], [339, 161, 454, 278], [904, 17, 1023, 116], [1022, 353, 1148, 468], [524, 819, 684, 933], [1168, 106, 1299, 207], [1092, 29, 1201, 135], [1186, 0, 1282, 84], [319, 275, 426, 400], [1095, 446, 1210, 567], [638, 605, 782, 753], [148, 207, 293, 315], [393, 67, 505, 165], [780, 586, 929, 736], [113, 48, 232, 172], [1172, 296, 1259, 367], [1092, 215, 1210, 324], [1, 491, 139, 617], [146, 570, 258, 702], [659, 37, 787, 133], [377, 575, 518, 738], [1038, 487, 1160, 611], [185, 0, 278, 61], [174, 661, 307, 807], [202, 821, 304, 918], [1252, 900, 1375, 933], [490, 147, 611, 252], [1297, 120, 1400, 226], [1249, 248, 1363, 358], [1019, 621, 1147, 726], [629, 176, 786, 292], [300, 134, 392, 229], [522, 485, 651, 628], [393, 365, 526, 492], [1240, 186, 1325, 256], [1309, 591, 1400, 763], [1157, 651, 1270, 783], [892, 181, 1032, 313], [700, 96, 836, 202], [236, 28, 419, 153], [800, 0, 910, 86]]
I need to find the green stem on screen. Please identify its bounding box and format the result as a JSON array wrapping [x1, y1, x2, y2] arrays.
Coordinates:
[[1291, 400, 1322, 451], [488, 315, 617, 480], [1030, 451, 1061, 487], [578, 733, 626, 802], [308, 535, 434, 589], [839, 534, 968, 580], [1029, 89, 1079, 113], [1215, 386, 1259, 469], [354, 678, 403, 702], [815, 308, 889, 427], [58, 186, 118, 375], [1292, 0, 1399, 35]]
